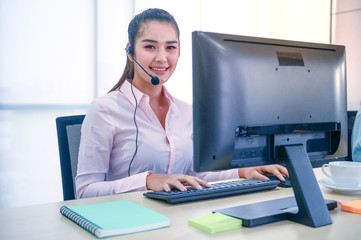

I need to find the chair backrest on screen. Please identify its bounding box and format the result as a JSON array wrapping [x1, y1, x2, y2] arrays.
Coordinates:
[[56, 115, 85, 200], [347, 111, 358, 161]]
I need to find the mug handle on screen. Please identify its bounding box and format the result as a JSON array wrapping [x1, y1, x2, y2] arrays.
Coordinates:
[[322, 164, 332, 179]]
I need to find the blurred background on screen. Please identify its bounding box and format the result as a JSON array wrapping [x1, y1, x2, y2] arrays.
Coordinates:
[[1, 0, 360, 209]]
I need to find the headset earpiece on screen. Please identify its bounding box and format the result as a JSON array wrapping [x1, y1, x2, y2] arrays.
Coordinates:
[[126, 46, 133, 55]]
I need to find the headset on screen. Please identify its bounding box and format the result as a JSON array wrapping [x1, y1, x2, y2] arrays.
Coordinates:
[[126, 45, 160, 176], [126, 46, 160, 85]]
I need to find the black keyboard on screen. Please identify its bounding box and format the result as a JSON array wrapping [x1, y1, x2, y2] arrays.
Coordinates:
[[143, 179, 280, 204]]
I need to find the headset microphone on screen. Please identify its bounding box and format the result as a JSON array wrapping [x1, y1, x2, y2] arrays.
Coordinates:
[[125, 47, 160, 85]]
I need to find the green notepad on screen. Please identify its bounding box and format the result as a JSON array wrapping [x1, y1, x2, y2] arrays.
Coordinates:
[[188, 213, 242, 234], [60, 200, 170, 238]]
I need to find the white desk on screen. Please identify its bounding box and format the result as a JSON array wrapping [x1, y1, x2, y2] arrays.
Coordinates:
[[1, 168, 360, 240]]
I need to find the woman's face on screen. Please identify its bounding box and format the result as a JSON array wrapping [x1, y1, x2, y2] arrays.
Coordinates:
[[131, 21, 179, 87]]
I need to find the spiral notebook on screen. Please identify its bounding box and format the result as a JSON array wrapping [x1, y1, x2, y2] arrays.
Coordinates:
[[60, 200, 170, 238]]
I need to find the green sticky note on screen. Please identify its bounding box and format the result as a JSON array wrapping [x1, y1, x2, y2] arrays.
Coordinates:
[[188, 213, 242, 234]]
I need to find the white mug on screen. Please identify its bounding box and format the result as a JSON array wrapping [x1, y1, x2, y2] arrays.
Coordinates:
[[322, 161, 361, 187]]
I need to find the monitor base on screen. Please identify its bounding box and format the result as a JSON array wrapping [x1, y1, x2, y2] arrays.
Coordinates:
[[215, 196, 337, 227]]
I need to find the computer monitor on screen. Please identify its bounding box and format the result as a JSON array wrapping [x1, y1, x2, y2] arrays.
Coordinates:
[[192, 31, 347, 228]]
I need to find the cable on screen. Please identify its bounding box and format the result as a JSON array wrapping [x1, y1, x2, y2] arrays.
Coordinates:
[[128, 78, 139, 176]]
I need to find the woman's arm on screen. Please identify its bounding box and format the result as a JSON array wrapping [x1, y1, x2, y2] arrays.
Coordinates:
[[76, 171, 149, 198]]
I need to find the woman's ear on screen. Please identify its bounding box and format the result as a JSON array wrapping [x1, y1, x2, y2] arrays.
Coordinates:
[[125, 43, 133, 61]]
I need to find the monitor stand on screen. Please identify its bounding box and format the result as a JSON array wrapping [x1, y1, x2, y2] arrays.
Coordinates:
[[215, 144, 337, 228]]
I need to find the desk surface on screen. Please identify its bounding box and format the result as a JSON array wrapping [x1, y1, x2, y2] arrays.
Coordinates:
[[1, 168, 361, 240]]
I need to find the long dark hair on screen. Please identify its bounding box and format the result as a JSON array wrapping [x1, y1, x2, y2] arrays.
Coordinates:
[[109, 8, 180, 92]]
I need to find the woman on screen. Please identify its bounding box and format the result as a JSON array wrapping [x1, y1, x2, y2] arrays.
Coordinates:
[[75, 8, 288, 199]]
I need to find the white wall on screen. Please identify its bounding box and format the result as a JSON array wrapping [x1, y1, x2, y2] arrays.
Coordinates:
[[96, 0, 133, 96], [202, 0, 330, 43], [0, 0, 95, 105], [332, 0, 361, 110]]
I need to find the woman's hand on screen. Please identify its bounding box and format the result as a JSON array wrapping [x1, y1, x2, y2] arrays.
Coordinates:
[[146, 173, 211, 192], [238, 164, 289, 181]]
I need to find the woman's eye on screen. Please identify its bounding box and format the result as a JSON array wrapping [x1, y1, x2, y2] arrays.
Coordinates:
[[145, 45, 155, 49]]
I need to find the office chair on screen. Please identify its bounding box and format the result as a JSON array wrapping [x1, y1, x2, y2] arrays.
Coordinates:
[[347, 110, 358, 161], [56, 114, 85, 200], [310, 111, 356, 162]]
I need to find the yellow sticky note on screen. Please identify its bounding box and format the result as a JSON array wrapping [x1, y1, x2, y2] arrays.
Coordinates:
[[188, 213, 242, 234]]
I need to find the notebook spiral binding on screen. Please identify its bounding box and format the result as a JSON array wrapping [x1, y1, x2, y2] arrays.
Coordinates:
[[60, 206, 101, 235]]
